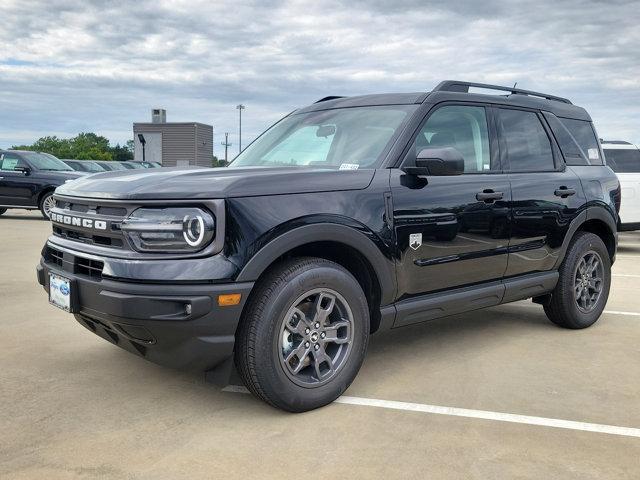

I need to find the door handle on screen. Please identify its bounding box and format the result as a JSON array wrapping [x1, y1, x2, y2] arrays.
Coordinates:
[[476, 190, 503, 202], [554, 187, 576, 198]]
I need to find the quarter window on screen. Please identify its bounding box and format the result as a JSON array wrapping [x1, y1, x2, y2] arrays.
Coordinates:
[[412, 105, 492, 173], [560, 118, 602, 165], [500, 109, 554, 172]]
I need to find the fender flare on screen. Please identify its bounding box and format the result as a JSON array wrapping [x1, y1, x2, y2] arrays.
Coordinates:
[[236, 223, 396, 305], [553, 206, 618, 269]]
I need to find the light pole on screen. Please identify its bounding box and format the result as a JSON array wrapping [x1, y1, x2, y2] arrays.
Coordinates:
[[137, 133, 146, 163], [221, 132, 232, 164], [236, 104, 245, 153]]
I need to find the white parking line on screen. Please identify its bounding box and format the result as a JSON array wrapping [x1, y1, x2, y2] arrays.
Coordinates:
[[612, 274, 640, 278], [504, 303, 640, 317], [223, 386, 640, 438]]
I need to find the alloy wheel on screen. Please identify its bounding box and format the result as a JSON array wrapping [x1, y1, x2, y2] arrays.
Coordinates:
[[279, 288, 354, 387], [574, 250, 604, 313], [42, 195, 56, 219]]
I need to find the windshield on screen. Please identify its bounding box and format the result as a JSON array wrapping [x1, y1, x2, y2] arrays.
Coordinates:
[[83, 161, 106, 172], [99, 162, 126, 171], [21, 152, 73, 171], [604, 148, 640, 173], [229, 105, 417, 169]]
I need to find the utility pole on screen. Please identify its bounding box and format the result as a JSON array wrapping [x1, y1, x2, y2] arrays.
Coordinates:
[[236, 104, 245, 153], [221, 132, 232, 164]]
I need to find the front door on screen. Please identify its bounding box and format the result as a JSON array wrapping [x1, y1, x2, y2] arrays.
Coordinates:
[[391, 104, 511, 300], [0, 153, 35, 206]]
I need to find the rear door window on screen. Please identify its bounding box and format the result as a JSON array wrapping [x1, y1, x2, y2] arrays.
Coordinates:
[[603, 148, 640, 173], [499, 109, 555, 172]]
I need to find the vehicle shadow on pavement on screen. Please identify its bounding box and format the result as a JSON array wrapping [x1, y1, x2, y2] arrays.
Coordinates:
[[64, 304, 553, 412], [0, 215, 45, 221], [617, 244, 640, 254]]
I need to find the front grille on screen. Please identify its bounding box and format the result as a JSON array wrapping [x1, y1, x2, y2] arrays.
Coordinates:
[[51, 197, 131, 250], [53, 226, 124, 248]]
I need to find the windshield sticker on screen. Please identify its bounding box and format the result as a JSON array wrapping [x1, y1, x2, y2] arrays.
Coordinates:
[[339, 163, 359, 171], [588, 148, 600, 161]]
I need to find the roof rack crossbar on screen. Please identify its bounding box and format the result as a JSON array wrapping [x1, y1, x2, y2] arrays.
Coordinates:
[[433, 80, 572, 105], [314, 96, 345, 104]]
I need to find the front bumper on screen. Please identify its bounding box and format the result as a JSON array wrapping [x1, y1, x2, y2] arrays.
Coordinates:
[[37, 248, 253, 372]]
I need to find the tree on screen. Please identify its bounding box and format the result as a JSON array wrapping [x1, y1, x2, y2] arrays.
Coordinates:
[[11, 132, 134, 161], [212, 155, 228, 168]]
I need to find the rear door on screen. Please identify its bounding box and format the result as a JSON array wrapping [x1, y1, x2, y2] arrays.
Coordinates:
[[499, 108, 585, 276]]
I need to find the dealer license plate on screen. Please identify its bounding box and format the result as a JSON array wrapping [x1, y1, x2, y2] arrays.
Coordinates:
[[49, 273, 71, 312]]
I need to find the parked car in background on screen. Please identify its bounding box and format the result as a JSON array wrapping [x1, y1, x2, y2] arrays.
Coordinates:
[[119, 161, 145, 170], [139, 161, 162, 168], [0, 150, 84, 218], [602, 141, 640, 231], [62, 159, 107, 174], [94, 161, 127, 171]]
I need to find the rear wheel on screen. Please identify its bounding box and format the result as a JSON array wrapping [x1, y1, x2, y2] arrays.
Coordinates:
[[544, 232, 611, 329], [39, 192, 55, 219], [235, 257, 369, 412]]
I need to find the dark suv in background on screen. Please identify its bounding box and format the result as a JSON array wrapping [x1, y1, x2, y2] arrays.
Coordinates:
[[37, 81, 619, 412], [0, 150, 84, 219]]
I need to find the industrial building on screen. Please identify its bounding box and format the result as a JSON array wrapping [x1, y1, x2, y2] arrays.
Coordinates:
[[133, 109, 213, 167]]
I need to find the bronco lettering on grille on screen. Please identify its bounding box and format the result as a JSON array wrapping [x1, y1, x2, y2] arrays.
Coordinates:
[[51, 213, 107, 231]]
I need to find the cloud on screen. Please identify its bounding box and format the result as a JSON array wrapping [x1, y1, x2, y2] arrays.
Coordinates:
[[1, 0, 639, 152]]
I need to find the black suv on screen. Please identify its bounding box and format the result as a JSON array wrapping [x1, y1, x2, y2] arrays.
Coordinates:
[[0, 150, 84, 218], [36, 81, 620, 412]]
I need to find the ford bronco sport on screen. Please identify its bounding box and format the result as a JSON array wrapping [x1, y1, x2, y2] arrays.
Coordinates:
[[37, 81, 620, 412]]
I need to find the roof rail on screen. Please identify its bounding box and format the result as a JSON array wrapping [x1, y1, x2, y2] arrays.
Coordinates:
[[432, 80, 572, 105], [314, 96, 344, 103]]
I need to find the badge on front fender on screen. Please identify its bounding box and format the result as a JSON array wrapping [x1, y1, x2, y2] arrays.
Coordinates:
[[409, 233, 422, 251]]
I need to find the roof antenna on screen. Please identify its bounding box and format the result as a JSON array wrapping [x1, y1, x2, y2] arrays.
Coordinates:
[[513, 82, 518, 89]]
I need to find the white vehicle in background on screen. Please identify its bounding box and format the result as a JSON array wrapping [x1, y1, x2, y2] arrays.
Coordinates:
[[602, 141, 640, 231]]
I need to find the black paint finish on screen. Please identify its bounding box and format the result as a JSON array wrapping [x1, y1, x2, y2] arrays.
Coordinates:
[[35, 84, 620, 378]]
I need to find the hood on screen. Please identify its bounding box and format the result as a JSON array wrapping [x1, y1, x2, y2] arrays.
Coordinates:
[[55, 166, 376, 200]]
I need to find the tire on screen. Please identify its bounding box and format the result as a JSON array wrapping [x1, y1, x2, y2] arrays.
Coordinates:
[[544, 232, 611, 329], [235, 257, 370, 412], [0, 208, 6, 216], [39, 192, 55, 219]]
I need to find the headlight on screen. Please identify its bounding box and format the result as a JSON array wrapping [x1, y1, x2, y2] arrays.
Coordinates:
[[121, 207, 215, 253]]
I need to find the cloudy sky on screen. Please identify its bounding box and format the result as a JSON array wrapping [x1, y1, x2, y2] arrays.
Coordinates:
[[1, 0, 639, 155]]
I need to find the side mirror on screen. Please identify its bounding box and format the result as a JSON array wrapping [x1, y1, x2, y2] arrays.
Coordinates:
[[402, 147, 465, 176], [14, 166, 31, 176]]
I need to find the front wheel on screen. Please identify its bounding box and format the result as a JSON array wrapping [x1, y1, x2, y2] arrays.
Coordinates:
[[544, 232, 611, 329], [235, 257, 369, 412]]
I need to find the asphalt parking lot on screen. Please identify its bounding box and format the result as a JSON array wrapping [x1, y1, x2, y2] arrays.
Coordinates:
[[1, 210, 639, 479]]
